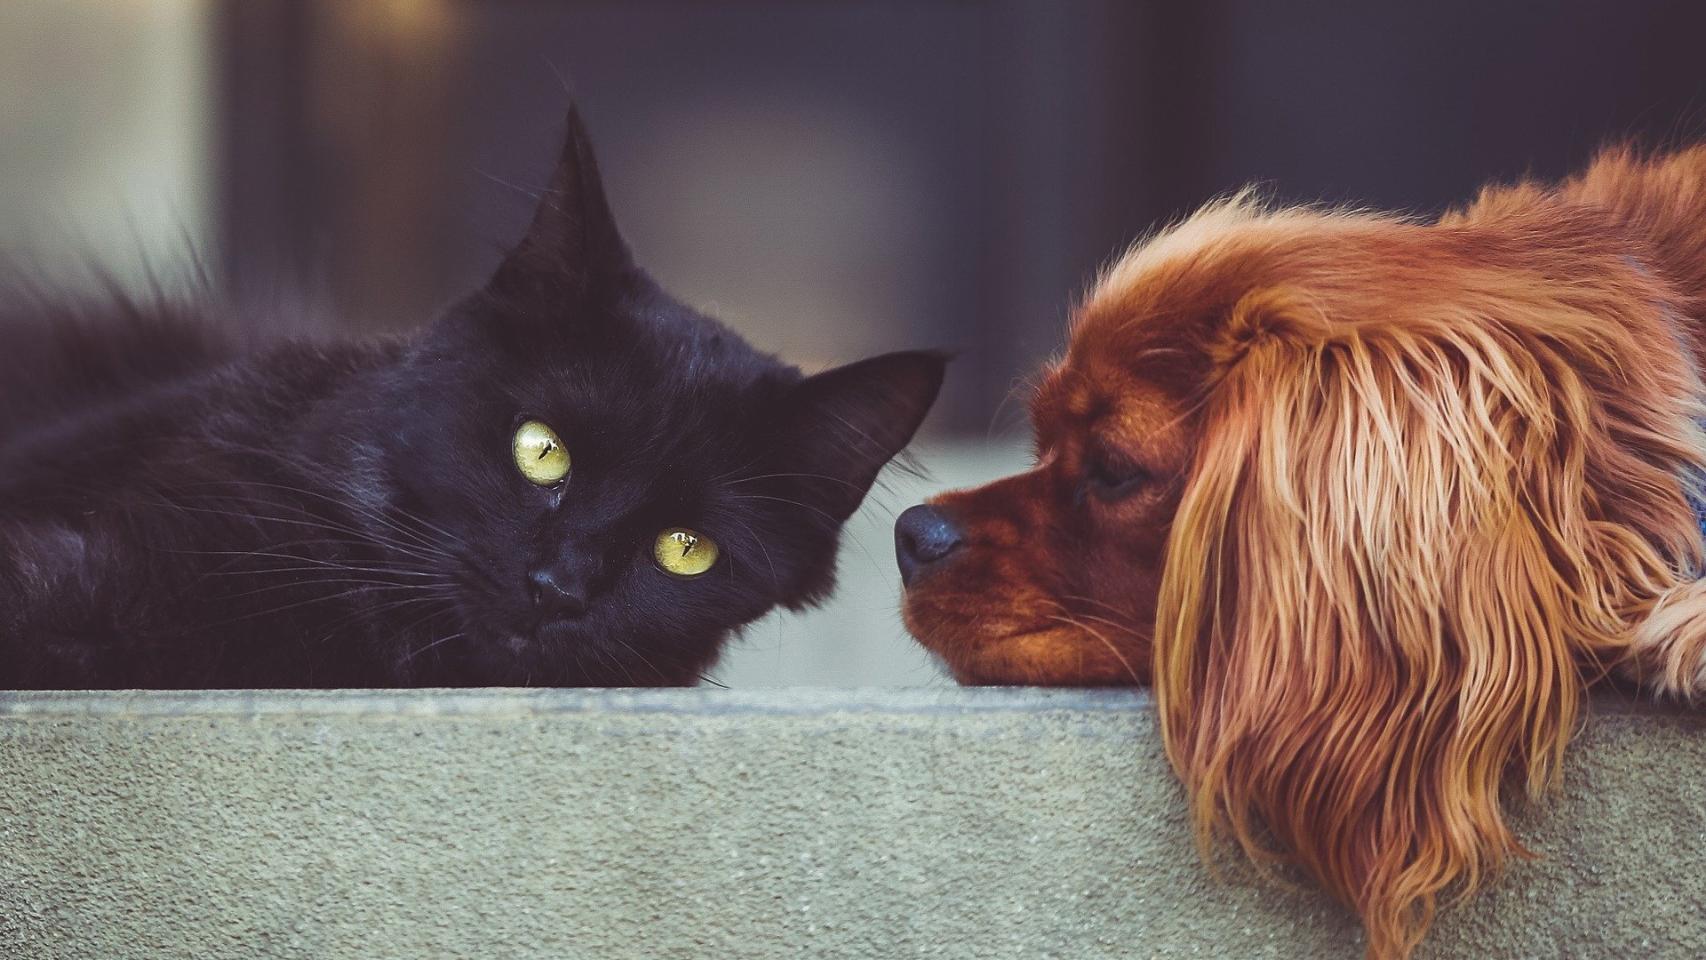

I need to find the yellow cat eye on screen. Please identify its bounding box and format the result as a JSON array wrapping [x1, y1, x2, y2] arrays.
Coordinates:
[[654, 527, 719, 578], [512, 419, 571, 486]]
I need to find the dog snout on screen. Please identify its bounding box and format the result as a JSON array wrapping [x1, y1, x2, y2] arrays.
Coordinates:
[[895, 504, 965, 586]]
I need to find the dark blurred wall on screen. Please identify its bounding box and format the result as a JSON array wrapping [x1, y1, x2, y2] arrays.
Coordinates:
[[218, 0, 1706, 436], [1135, 1, 1706, 216]]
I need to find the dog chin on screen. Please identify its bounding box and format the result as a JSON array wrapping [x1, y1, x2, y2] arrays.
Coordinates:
[[904, 600, 1147, 686]]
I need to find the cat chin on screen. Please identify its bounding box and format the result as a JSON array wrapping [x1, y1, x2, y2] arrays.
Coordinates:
[[485, 621, 708, 683], [529, 619, 590, 649]]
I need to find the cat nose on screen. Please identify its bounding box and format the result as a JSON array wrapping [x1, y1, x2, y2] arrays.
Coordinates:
[[528, 564, 589, 619], [895, 504, 964, 587]]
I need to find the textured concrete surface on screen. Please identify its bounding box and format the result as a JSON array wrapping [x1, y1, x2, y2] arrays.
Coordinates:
[[1, 689, 1702, 959]]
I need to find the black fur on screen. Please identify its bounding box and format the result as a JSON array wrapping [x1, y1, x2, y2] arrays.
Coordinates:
[[0, 107, 944, 689]]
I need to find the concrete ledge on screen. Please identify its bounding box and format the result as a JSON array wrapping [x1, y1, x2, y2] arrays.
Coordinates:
[[2, 689, 1703, 959]]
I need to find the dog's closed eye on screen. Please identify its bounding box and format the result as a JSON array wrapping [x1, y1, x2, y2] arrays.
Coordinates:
[[1084, 453, 1153, 502]]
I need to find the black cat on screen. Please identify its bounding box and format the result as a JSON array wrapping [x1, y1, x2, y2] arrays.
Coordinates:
[[0, 107, 944, 689]]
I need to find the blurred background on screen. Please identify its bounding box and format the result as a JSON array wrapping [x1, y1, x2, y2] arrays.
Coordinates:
[[4, 0, 1705, 685]]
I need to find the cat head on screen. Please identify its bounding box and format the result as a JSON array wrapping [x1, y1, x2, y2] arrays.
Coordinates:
[[378, 106, 944, 685]]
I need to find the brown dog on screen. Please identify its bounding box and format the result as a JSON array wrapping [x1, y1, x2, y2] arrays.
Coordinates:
[[898, 146, 1706, 959]]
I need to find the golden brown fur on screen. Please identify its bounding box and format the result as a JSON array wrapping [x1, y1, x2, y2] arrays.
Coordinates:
[[901, 145, 1706, 958]]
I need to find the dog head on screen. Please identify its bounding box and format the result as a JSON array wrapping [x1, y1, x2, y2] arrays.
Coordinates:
[[901, 181, 1706, 957]]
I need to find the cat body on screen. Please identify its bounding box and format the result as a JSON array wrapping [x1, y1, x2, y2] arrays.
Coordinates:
[[0, 108, 944, 689]]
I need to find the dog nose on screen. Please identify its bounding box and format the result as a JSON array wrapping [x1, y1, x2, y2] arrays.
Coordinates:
[[528, 564, 589, 619], [895, 504, 964, 586]]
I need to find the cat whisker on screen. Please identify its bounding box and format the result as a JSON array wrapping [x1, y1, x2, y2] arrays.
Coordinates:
[[193, 584, 453, 630], [382, 600, 464, 662], [160, 538, 382, 574], [305, 593, 453, 644], [605, 636, 667, 685], [724, 515, 780, 593], [824, 411, 884, 456], [704, 451, 772, 485], [399, 630, 466, 664], [477, 169, 545, 203], [212, 577, 456, 604], [723, 472, 863, 489], [164, 500, 452, 568], [728, 493, 890, 579], [441, 549, 505, 594], [200, 562, 445, 580], [305, 595, 456, 654], [268, 483, 456, 553], [166, 474, 464, 558], [724, 494, 840, 526]]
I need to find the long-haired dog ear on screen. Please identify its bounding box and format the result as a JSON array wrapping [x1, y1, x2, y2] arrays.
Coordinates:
[[1154, 283, 1706, 958]]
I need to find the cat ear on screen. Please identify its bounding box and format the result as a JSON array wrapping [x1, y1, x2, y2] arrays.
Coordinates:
[[773, 351, 948, 523], [486, 104, 632, 303]]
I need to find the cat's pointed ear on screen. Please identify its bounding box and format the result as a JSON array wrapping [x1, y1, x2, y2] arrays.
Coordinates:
[[487, 104, 632, 302], [774, 351, 948, 523]]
